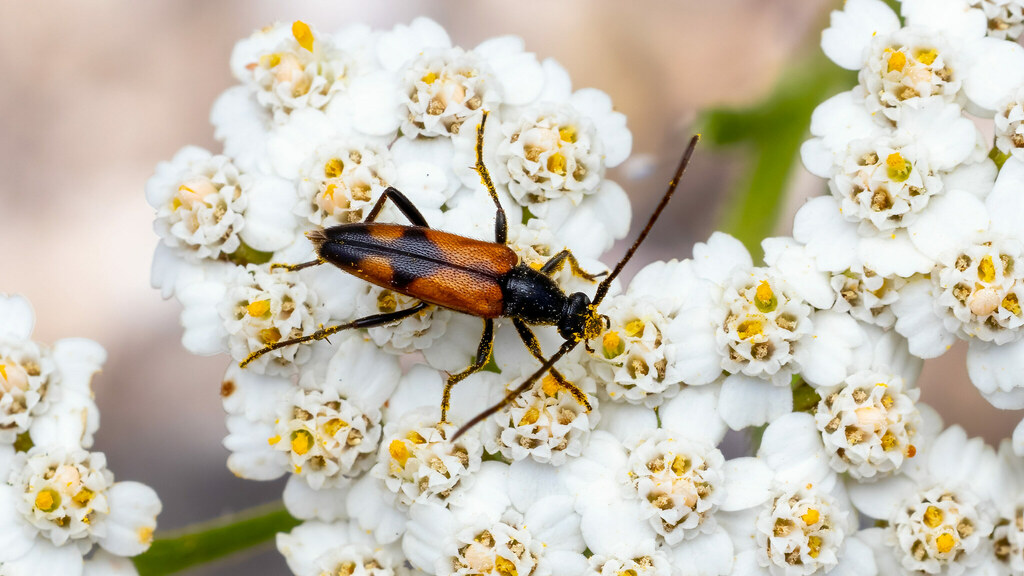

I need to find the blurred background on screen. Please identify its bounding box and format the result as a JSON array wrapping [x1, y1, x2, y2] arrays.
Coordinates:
[[1, 1, 1019, 573]]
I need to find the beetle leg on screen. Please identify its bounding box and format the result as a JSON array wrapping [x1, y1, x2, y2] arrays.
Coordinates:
[[363, 186, 431, 227], [440, 319, 494, 423], [538, 249, 607, 282], [473, 111, 508, 245], [512, 319, 592, 411], [270, 258, 325, 272], [238, 302, 430, 368]]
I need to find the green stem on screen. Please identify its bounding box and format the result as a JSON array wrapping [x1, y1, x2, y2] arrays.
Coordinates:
[[133, 501, 300, 576]]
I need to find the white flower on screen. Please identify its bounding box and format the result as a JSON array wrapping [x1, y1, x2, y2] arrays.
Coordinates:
[[850, 426, 1000, 575], [0, 446, 161, 573], [295, 140, 397, 227], [354, 285, 453, 355], [276, 520, 412, 576], [403, 462, 587, 576], [221, 332, 400, 491], [401, 47, 497, 139], [219, 265, 327, 375], [971, 0, 1024, 39]]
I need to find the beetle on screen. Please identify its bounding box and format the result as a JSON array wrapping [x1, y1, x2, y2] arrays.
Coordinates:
[[240, 111, 699, 438]]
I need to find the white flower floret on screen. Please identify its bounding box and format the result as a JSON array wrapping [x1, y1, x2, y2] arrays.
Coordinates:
[[403, 462, 586, 576], [145, 147, 247, 261], [829, 266, 904, 328], [355, 285, 453, 354], [851, 426, 1000, 576], [0, 446, 161, 572], [493, 103, 604, 206], [753, 485, 848, 576], [995, 86, 1024, 161], [373, 409, 482, 507], [815, 371, 922, 480], [585, 549, 671, 576], [295, 140, 398, 227], [221, 332, 399, 491], [482, 370, 596, 466], [858, 31, 960, 123], [220, 265, 327, 375], [231, 21, 353, 122], [277, 520, 409, 576], [971, 0, 1024, 39], [401, 47, 497, 139], [0, 337, 56, 445]]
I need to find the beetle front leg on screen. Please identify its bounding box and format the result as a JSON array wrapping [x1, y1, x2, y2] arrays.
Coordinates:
[[512, 319, 592, 410], [538, 249, 607, 282], [440, 319, 495, 423]]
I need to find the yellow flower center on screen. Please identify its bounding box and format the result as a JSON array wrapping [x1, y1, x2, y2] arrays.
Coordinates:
[[547, 152, 567, 176], [935, 532, 956, 554], [558, 125, 577, 143], [978, 255, 996, 283], [541, 374, 560, 397], [914, 48, 939, 66], [1003, 292, 1021, 315], [324, 157, 344, 178], [808, 535, 823, 559], [670, 454, 690, 475], [923, 505, 943, 528], [801, 508, 820, 526], [518, 407, 540, 426], [323, 418, 348, 438], [886, 152, 912, 183], [389, 439, 411, 467], [406, 430, 427, 444], [624, 319, 646, 338], [72, 488, 95, 507], [495, 556, 518, 576], [602, 331, 624, 359], [0, 363, 7, 381], [267, 435, 281, 446], [881, 431, 899, 451], [290, 429, 313, 456], [421, 71, 438, 85], [754, 281, 777, 313], [35, 488, 61, 513], [292, 20, 314, 52], [737, 319, 764, 340], [246, 299, 271, 317], [259, 327, 282, 345], [887, 50, 907, 72]]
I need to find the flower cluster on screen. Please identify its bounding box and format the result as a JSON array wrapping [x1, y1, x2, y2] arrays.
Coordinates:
[[148, 12, 1024, 576], [0, 295, 161, 575]]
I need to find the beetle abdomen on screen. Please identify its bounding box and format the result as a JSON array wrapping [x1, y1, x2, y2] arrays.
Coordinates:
[[312, 224, 518, 318]]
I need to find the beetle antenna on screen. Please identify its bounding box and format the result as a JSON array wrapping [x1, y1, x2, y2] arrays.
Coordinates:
[[452, 339, 580, 441], [592, 134, 700, 306]]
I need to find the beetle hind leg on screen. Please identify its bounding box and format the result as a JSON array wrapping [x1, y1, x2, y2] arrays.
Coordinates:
[[440, 319, 495, 423], [512, 319, 592, 411], [239, 302, 430, 368]]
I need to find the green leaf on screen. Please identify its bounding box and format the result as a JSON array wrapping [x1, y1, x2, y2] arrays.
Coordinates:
[[698, 52, 856, 260], [227, 240, 274, 267], [133, 501, 299, 576]]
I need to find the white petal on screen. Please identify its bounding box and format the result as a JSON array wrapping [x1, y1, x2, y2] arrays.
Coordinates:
[[475, 36, 544, 106], [927, 425, 995, 489], [720, 457, 774, 511], [666, 305, 722, 386], [729, 550, 766, 576], [0, 294, 34, 342], [807, 90, 885, 157], [858, 232, 933, 277], [404, 503, 454, 572], [963, 38, 1024, 114], [983, 387, 1024, 410], [524, 495, 583, 551], [900, 99, 978, 171], [792, 197, 860, 273], [801, 137, 835, 178], [276, 520, 351, 576], [718, 374, 792, 430], [29, 393, 100, 450], [831, 535, 878, 576], [83, 550, 139, 576], [537, 58, 572, 102], [323, 332, 401, 406], [847, 474, 917, 519], [376, 17, 450, 72], [906, 189, 988, 261], [238, 176, 298, 252], [0, 485, 37, 562], [762, 238, 835, 309], [659, 384, 727, 445], [759, 413, 833, 489], [221, 365, 291, 421], [821, 0, 900, 70], [223, 415, 288, 481], [343, 71, 403, 136], [901, 0, 987, 39], [795, 311, 866, 388], [177, 280, 228, 355], [942, 159, 996, 198], [692, 232, 752, 285], [570, 88, 632, 168], [282, 475, 349, 522], [1014, 419, 1024, 455], [891, 278, 957, 358], [987, 156, 1024, 239], [508, 459, 565, 513], [2, 540, 83, 576], [667, 526, 735, 576], [966, 339, 1024, 399], [579, 500, 655, 555], [554, 180, 631, 258], [100, 481, 162, 557], [346, 475, 407, 544]]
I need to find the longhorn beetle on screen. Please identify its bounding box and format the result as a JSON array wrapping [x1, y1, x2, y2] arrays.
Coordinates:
[[240, 112, 700, 440]]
